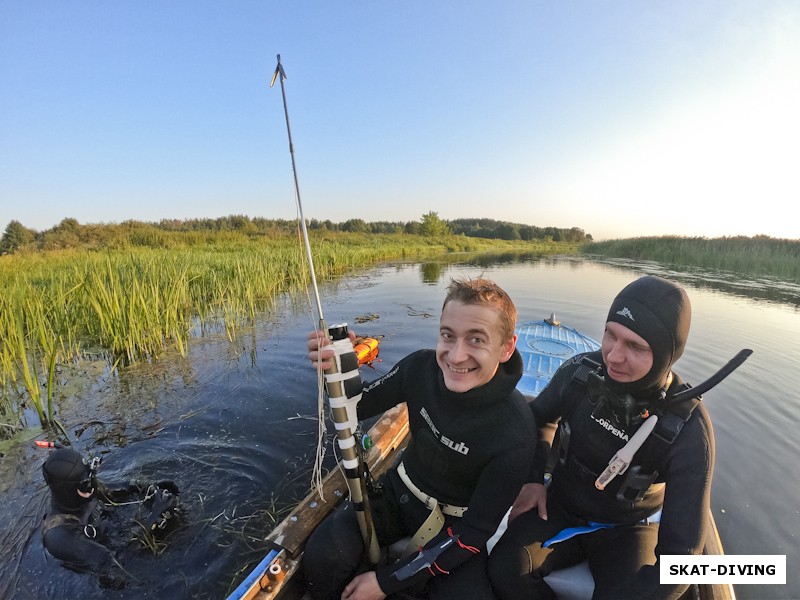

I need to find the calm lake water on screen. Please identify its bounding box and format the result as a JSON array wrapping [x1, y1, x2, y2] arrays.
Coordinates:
[[1, 254, 798, 600]]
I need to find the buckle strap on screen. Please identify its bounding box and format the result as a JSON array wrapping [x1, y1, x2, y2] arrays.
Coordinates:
[[42, 513, 86, 536], [401, 503, 446, 558], [396, 462, 468, 518]]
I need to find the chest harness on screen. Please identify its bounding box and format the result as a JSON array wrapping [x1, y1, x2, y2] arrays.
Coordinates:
[[42, 513, 98, 540], [554, 356, 697, 503], [555, 349, 751, 503]]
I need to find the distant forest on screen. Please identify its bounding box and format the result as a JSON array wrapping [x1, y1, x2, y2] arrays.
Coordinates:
[[0, 214, 591, 254]]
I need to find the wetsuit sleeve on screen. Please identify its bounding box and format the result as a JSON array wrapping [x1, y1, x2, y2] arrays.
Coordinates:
[[527, 359, 577, 483], [607, 405, 715, 600], [375, 428, 537, 594], [355, 354, 412, 420], [96, 480, 145, 503]]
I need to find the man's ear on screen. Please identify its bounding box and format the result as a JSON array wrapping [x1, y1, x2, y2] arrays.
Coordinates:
[[500, 333, 518, 363]]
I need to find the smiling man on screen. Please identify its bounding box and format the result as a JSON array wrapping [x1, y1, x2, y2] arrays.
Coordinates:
[[304, 277, 536, 600], [488, 275, 711, 600]]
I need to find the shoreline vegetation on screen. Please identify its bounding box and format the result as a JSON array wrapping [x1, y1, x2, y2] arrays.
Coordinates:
[[1, 214, 582, 434], [1, 213, 797, 437], [583, 235, 800, 282]]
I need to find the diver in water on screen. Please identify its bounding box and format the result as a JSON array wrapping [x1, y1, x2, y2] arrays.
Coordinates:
[[41, 447, 181, 586]]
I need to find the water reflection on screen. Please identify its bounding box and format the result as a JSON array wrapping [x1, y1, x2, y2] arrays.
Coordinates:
[[420, 261, 443, 284], [418, 251, 568, 284], [2, 253, 798, 600], [587, 255, 800, 309], [419, 250, 800, 308]]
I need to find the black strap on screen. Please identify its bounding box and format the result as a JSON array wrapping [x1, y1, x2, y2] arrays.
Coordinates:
[[564, 355, 601, 417], [651, 386, 701, 445], [41, 513, 82, 536], [550, 354, 602, 472]]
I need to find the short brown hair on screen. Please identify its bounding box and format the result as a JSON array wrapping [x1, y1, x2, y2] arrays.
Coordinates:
[[443, 277, 517, 341]]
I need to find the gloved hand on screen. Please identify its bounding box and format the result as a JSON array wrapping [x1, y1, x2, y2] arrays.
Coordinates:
[[144, 484, 181, 532], [154, 480, 180, 495]]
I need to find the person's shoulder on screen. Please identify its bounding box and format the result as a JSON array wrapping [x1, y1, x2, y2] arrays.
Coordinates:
[[536, 350, 601, 400], [668, 372, 715, 433], [661, 396, 715, 461], [42, 514, 87, 556], [399, 348, 435, 366], [571, 349, 603, 369], [381, 349, 436, 383], [682, 400, 714, 437], [499, 390, 538, 434]]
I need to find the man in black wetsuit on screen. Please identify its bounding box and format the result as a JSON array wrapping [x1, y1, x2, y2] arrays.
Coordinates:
[[304, 277, 537, 600], [488, 275, 713, 600], [41, 447, 180, 585]]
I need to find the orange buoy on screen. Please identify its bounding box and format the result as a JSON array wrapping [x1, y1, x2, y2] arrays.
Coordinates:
[[353, 337, 380, 366]]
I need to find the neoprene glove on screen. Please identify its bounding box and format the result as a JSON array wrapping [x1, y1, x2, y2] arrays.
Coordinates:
[[146, 486, 180, 531]]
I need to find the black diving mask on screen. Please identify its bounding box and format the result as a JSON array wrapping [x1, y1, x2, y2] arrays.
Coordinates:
[[78, 456, 101, 493]]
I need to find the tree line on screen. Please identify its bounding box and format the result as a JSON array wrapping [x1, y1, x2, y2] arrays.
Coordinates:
[[0, 213, 592, 254]]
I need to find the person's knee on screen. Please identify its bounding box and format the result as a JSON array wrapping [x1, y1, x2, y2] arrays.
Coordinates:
[[422, 553, 491, 600], [303, 507, 366, 598], [488, 543, 524, 598], [489, 541, 562, 600], [488, 538, 527, 581]]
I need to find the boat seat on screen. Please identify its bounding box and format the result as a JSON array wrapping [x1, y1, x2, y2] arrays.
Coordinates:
[[544, 562, 594, 600]]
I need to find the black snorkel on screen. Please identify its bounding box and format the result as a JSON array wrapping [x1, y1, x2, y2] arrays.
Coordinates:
[[667, 349, 752, 404], [589, 349, 753, 429]]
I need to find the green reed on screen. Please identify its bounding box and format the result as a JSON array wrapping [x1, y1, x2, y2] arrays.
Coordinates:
[[0, 273, 78, 427], [583, 235, 800, 281], [0, 231, 572, 432]]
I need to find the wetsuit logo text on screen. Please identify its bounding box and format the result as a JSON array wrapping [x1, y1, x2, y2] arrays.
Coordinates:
[[420, 408, 470, 455], [591, 414, 630, 441]]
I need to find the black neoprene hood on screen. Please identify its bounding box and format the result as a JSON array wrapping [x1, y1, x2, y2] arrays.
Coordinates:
[[42, 448, 87, 484], [42, 448, 92, 511], [605, 275, 691, 393]]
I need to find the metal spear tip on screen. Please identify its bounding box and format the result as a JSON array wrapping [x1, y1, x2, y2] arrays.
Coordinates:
[[271, 54, 286, 87]]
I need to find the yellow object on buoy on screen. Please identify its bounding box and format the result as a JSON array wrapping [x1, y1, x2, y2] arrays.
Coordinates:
[[354, 337, 380, 366]]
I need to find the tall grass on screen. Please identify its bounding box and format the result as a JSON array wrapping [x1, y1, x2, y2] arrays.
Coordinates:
[[0, 231, 568, 432], [583, 235, 800, 281]]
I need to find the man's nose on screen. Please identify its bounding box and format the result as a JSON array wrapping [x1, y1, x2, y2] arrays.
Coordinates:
[[606, 342, 624, 362], [450, 338, 469, 362]]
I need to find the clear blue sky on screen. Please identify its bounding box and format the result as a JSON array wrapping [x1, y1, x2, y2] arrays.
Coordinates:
[[2, 1, 798, 241]]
